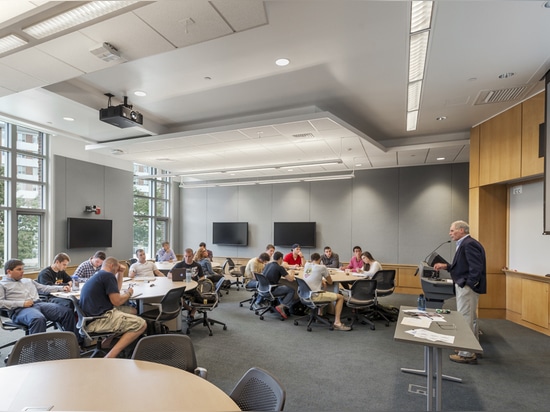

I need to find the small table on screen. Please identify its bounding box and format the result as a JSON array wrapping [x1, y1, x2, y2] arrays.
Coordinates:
[[156, 261, 179, 274], [393, 306, 483, 411], [0, 358, 240, 411]]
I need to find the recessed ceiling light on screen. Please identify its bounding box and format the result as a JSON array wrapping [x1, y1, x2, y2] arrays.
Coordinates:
[[436, 116, 447, 121], [498, 72, 515, 79], [134, 90, 147, 97], [437, 157, 445, 161], [275, 58, 290, 66], [355, 163, 362, 167], [63, 117, 74, 121]]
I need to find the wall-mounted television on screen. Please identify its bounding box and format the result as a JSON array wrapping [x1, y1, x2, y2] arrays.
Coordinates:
[[67, 218, 113, 249], [212, 222, 248, 246], [274, 222, 316, 248]]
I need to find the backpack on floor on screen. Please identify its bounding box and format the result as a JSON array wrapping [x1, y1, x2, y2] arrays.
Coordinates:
[[146, 319, 169, 335]]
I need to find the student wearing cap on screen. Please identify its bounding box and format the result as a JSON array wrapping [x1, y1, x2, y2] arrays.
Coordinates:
[[282, 244, 305, 269]]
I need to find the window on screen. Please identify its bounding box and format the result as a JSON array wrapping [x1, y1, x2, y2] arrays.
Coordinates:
[[0, 122, 47, 270], [133, 164, 170, 259]]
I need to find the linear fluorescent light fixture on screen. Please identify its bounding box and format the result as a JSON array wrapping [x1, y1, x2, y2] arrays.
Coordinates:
[[0, 34, 28, 54], [406, 1, 433, 132], [22, 1, 139, 39]]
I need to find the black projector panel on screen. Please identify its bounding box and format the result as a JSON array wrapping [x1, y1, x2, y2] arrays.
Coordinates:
[[99, 105, 143, 128]]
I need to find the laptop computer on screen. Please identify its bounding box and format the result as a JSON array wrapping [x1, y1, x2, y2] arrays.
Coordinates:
[[171, 268, 187, 282]]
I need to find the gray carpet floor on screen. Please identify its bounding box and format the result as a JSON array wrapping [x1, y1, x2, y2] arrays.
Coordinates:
[[2, 290, 550, 411]]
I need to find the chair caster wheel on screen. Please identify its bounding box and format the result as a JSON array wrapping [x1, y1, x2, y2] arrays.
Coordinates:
[[209, 332, 213, 336], [223, 326, 227, 330], [307, 327, 312, 332], [329, 326, 334, 331], [294, 321, 298, 326], [385, 322, 389, 327], [239, 303, 243, 307], [371, 326, 375, 330], [259, 315, 264, 320]]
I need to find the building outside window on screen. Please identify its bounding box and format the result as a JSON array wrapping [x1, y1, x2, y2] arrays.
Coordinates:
[[133, 164, 170, 259], [1, 121, 47, 271]]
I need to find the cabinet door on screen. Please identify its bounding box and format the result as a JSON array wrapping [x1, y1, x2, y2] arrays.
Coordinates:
[[521, 279, 549, 329]]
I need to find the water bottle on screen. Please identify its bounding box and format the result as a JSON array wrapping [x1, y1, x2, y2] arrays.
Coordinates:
[[185, 269, 192, 283], [72, 274, 79, 291], [417, 293, 426, 311]]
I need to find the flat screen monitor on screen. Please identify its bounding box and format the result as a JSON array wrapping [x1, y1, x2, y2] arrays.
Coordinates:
[[67, 217, 112, 249], [274, 222, 316, 248], [212, 222, 248, 246]]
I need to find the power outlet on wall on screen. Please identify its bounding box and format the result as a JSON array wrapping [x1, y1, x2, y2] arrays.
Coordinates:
[[512, 185, 523, 195]]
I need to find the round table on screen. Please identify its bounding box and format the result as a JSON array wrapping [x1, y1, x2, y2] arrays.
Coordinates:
[[0, 358, 240, 411]]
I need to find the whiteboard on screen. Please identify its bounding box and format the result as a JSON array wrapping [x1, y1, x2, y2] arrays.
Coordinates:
[[509, 180, 550, 275]]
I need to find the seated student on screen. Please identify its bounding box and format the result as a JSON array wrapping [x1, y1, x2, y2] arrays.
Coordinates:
[[358, 251, 382, 278], [1, 259, 79, 339], [194, 247, 224, 284], [256, 251, 298, 319], [129, 249, 165, 278], [265, 244, 276, 260], [282, 244, 305, 269], [244, 252, 271, 285], [199, 242, 213, 261], [303, 253, 351, 331], [320, 246, 340, 268], [169, 248, 204, 318], [73, 250, 106, 280], [156, 241, 176, 262], [342, 245, 364, 272], [79, 257, 146, 358], [37, 253, 74, 308]]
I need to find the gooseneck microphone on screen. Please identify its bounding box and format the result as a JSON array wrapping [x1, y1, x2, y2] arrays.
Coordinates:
[[424, 240, 451, 262]]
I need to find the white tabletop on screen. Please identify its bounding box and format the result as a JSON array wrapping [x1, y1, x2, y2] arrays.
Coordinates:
[[0, 358, 240, 411], [125, 276, 197, 298]]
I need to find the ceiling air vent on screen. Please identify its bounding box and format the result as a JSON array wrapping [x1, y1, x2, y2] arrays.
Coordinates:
[[292, 133, 315, 138], [474, 86, 531, 105]]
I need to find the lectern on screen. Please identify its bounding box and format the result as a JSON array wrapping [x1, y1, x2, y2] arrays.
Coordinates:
[[417, 255, 455, 309]]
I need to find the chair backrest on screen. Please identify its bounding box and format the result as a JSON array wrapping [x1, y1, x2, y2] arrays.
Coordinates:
[[295, 277, 317, 309], [131, 334, 198, 372], [254, 273, 274, 299], [6, 331, 80, 366], [372, 270, 396, 296], [230, 367, 286, 411], [349, 279, 377, 303], [222, 258, 236, 274], [156, 286, 186, 321]]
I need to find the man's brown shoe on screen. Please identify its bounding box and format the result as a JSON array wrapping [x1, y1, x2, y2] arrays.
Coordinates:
[[454, 349, 483, 359], [449, 353, 477, 364]]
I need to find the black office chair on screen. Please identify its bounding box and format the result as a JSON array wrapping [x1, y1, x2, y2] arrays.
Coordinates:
[[253, 273, 285, 321], [343, 279, 377, 330], [229, 367, 286, 411], [186, 278, 227, 336], [131, 334, 207, 378], [293, 277, 333, 332], [239, 278, 258, 310], [140, 286, 186, 328], [371, 269, 398, 326], [70, 295, 117, 358], [6, 331, 80, 366], [1, 308, 58, 354], [229, 265, 245, 291]]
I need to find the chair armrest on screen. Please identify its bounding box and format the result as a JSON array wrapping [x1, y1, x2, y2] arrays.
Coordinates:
[[194, 367, 208, 379]]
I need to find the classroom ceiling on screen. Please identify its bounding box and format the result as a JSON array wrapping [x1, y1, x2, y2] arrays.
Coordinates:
[[0, 1, 549, 184]]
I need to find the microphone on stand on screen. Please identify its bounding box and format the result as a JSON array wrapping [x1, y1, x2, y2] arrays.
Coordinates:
[[424, 240, 451, 262]]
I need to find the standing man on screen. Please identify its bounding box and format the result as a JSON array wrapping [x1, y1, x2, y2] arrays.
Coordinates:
[[259, 251, 298, 319], [320, 246, 340, 268], [282, 244, 305, 269], [79, 257, 146, 358], [434, 220, 486, 364], [0, 259, 78, 338], [156, 241, 176, 262], [73, 251, 106, 280], [129, 249, 165, 278]]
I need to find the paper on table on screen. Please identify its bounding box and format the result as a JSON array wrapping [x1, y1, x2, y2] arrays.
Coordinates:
[[405, 329, 455, 344], [401, 316, 432, 328]]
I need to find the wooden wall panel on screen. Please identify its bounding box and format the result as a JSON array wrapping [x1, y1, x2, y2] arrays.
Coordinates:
[[479, 106, 522, 185], [506, 273, 522, 314], [521, 92, 545, 177], [478, 185, 507, 273], [469, 126, 480, 188], [521, 278, 549, 328]]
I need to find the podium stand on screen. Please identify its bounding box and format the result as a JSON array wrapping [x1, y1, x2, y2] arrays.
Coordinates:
[[418, 260, 455, 309]]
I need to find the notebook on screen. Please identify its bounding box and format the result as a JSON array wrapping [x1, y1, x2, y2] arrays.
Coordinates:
[[171, 268, 187, 282]]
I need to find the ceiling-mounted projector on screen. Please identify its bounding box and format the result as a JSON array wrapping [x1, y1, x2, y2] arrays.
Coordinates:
[[99, 94, 143, 128]]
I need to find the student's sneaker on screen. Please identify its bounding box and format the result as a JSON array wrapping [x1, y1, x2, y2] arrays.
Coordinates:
[[333, 323, 352, 331], [275, 305, 288, 319], [449, 353, 477, 364]]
